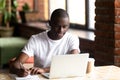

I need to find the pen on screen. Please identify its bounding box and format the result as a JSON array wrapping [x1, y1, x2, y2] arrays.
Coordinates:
[[19, 61, 30, 75], [19, 61, 24, 69]]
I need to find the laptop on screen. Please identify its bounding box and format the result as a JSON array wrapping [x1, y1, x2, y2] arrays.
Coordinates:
[[42, 53, 89, 79]]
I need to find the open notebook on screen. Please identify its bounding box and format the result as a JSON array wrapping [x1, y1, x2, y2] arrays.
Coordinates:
[[10, 74, 40, 80], [42, 53, 89, 79]]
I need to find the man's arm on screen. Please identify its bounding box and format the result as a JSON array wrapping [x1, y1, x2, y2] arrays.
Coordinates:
[[9, 53, 29, 77], [70, 49, 80, 54]]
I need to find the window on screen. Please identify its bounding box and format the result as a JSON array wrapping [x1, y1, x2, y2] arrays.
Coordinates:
[[67, 0, 85, 25], [49, 0, 95, 30], [49, 0, 66, 17], [88, 0, 95, 30]]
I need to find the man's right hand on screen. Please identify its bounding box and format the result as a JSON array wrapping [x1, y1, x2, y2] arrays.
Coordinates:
[[16, 68, 29, 77], [9, 59, 30, 77], [9, 53, 30, 77]]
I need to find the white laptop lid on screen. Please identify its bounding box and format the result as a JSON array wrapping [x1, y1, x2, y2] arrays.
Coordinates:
[[49, 53, 89, 79]]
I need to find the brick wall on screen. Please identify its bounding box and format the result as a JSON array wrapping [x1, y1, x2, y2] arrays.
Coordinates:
[[24, 0, 48, 21], [114, 0, 120, 67], [95, 0, 120, 66], [0, 0, 48, 24]]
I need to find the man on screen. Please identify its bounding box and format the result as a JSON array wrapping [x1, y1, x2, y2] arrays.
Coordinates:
[[9, 8, 80, 77]]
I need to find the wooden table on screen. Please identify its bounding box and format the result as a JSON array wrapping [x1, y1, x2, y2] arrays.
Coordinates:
[[0, 65, 120, 80]]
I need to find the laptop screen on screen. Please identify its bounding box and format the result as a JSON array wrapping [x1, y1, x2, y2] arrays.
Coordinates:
[[44, 53, 89, 79]]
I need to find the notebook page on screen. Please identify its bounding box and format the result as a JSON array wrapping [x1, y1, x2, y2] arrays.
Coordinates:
[[13, 75, 41, 80]]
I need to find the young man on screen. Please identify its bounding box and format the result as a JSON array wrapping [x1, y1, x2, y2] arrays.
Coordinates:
[[9, 8, 80, 77]]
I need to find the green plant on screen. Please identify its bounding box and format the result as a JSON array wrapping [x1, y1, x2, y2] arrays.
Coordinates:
[[0, 0, 30, 28], [22, 3, 30, 12], [0, 0, 17, 28], [0, 0, 30, 37]]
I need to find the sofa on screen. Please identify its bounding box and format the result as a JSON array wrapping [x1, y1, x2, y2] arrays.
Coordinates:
[[0, 37, 27, 68]]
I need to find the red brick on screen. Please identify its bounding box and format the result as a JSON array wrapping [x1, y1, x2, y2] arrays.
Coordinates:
[[95, 44, 114, 54], [115, 8, 120, 16], [114, 63, 120, 67], [114, 24, 120, 32], [95, 23, 114, 31], [115, 40, 120, 48], [95, 0, 114, 8], [114, 48, 120, 55], [95, 30, 113, 38], [95, 30, 114, 39], [95, 8, 114, 15], [114, 55, 120, 63], [115, 0, 120, 8], [95, 15, 114, 23], [114, 55, 120, 67], [115, 32, 120, 40], [115, 16, 120, 24]]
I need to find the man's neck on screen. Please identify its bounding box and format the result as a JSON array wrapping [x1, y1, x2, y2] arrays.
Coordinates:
[[47, 31, 60, 40]]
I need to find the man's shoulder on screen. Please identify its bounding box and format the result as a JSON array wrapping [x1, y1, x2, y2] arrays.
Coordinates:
[[65, 32, 78, 39], [32, 31, 47, 37], [30, 31, 47, 40]]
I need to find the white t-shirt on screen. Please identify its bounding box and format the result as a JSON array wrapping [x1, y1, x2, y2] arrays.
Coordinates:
[[22, 30, 80, 68]]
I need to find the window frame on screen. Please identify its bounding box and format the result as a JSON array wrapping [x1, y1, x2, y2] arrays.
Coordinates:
[[48, 0, 95, 31]]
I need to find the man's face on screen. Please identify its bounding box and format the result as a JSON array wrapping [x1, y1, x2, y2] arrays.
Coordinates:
[[50, 17, 69, 39]]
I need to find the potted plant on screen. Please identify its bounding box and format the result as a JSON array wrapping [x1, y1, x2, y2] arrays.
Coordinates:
[[0, 0, 17, 37], [19, 3, 30, 23]]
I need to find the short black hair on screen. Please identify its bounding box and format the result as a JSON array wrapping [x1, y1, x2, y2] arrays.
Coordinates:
[[50, 8, 69, 22]]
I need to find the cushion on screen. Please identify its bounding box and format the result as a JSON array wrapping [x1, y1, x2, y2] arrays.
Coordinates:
[[0, 37, 28, 67]]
